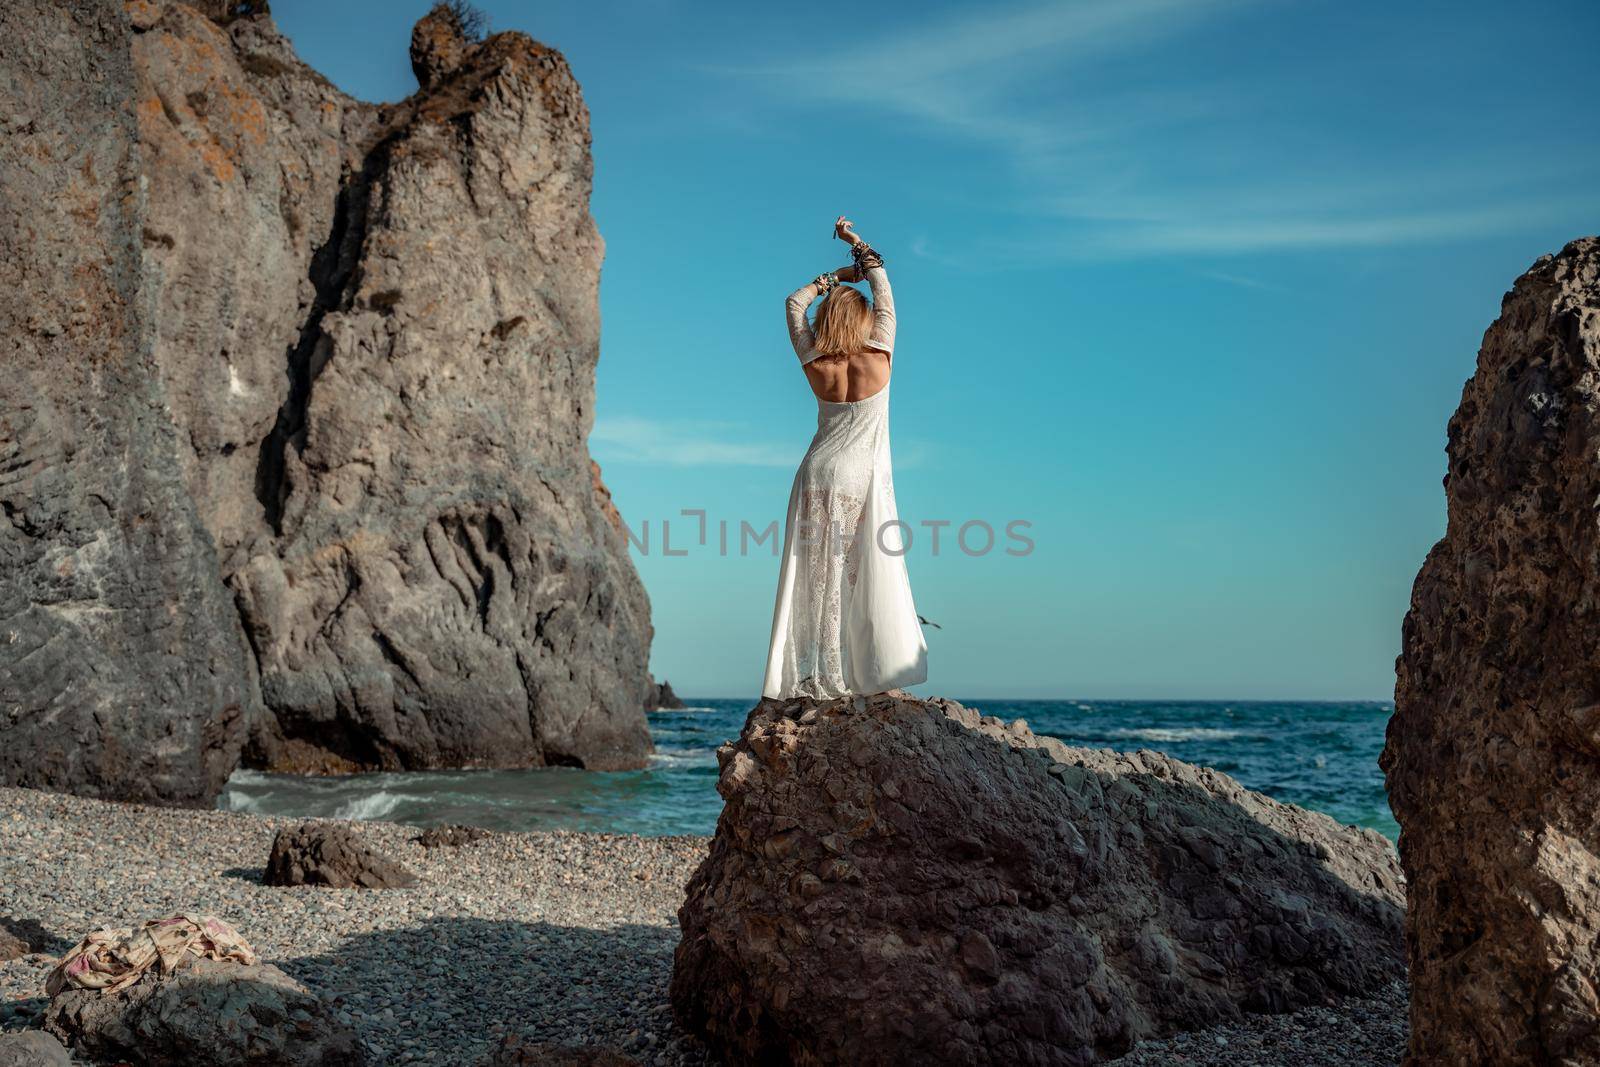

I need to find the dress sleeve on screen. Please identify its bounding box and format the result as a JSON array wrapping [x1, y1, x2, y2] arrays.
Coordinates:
[[785, 281, 821, 364], [862, 264, 896, 355]]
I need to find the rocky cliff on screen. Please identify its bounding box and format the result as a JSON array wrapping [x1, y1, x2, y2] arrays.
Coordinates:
[[1384, 237, 1600, 1065], [674, 693, 1405, 1066], [0, 0, 654, 803]]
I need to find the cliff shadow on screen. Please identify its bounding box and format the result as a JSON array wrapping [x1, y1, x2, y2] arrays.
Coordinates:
[[278, 916, 717, 1065]]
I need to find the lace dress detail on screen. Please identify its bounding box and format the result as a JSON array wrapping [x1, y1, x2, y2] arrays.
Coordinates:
[[762, 264, 928, 699]]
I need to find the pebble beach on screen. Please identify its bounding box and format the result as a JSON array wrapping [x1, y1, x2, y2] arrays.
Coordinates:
[[0, 786, 715, 1065], [0, 786, 1406, 1066]]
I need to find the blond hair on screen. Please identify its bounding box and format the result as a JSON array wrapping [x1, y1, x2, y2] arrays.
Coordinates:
[[809, 284, 874, 358]]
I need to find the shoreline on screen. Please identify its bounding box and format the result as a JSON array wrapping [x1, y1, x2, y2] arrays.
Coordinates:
[[0, 786, 1404, 1065]]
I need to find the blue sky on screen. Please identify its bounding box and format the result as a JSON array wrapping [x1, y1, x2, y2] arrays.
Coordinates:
[[274, 0, 1598, 700]]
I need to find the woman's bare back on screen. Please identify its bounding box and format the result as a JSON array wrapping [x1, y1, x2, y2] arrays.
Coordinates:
[[803, 348, 892, 403]]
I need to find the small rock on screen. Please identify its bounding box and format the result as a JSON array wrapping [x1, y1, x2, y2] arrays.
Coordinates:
[[265, 822, 417, 889], [414, 824, 491, 849], [0, 1031, 72, 1066]]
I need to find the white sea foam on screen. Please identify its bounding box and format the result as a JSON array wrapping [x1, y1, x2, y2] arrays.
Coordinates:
[[217, 790, 267, 815], [649, 749, 712, 769], [333, 791, 407, 821], [1104, 727, 1244, 743]]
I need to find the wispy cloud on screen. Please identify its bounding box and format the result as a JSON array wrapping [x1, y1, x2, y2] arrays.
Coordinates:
[[592, 417, 797, 467], [695, 0, 1594, 259], [1198, 270, 1281, 292], [594, 415, 932, 470]]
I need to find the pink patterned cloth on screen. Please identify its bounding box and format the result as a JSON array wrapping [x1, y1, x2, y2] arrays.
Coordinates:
[[46, 915, 257, 996]]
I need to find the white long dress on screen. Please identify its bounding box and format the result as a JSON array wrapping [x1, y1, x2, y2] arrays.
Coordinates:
[[760, 263, 928, 700]]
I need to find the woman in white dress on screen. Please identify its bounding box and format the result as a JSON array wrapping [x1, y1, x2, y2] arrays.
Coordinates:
[[760, 217, 928, 700]]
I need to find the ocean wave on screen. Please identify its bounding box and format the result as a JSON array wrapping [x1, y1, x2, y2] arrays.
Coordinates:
[[217, 790, 268, 815], [650, 748, 715, 769], [332, 791, 409, 821], [1102, 727, 1245, 743]]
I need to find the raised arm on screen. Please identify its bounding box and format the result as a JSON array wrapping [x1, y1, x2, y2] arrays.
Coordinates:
[[785, 266, 855, 364], [785, 278, 821, 364], [861, 263, 895, 355]]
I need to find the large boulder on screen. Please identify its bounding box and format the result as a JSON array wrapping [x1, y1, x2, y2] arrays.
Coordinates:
[[0, 0, 655, 803], [672, 693, 1405, 1066], [45, 957, 363, 1065], [1383, 237, 1600, 1065]]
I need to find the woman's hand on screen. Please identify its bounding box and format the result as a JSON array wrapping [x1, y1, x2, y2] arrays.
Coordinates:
[[834, 215, 863, 248]]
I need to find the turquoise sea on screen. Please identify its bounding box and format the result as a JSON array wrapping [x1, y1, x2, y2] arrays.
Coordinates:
[[219, 699, 1397, 840]]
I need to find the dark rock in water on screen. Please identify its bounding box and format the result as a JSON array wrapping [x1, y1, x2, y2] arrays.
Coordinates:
[[672, 692, 1405, 1066], [0, 0, 655, 803], [643, 678, 686, 711], [265, 821, 416, 889], [0, 0, 255, 807], [1384, 237, 1600, 1066], [414, 824, 491, 849], [45, 957, 363, 1065], [0, 1031, 72, 1067]]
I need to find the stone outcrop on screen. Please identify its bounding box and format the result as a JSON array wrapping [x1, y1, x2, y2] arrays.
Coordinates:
[[672, 692, 1405, 1066], [265, 821, 416, 888], [643, 678, 685, 711], [1383, 237, 1600, 1066], [46, 957, 363, 1065], [0, 0, 655, 803]]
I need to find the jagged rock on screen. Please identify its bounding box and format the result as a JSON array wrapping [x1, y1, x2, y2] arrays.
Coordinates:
[[643, 678, 686, 711], [409, 3, 470, 89], [45, 957, 362, 1065], [264, 821, 417, 888], [1383, 237, 1600, 1066], [672, 692, 1405, 1066], [414, 823, 491, 848], [0, 0, 655, 802], [0, 0, 255, 805], [0, 1031, 72, 1067]]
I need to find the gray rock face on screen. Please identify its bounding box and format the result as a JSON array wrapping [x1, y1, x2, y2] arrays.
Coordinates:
[[0, 1031, 72, 1067], [0, 0, 255, 806], [1383, 237, 1600, 1066], [45, 957, 363, 1065], [672, 693, 1405, 1066], [264, 821, 417, 888], [0, 0, 654, 802]]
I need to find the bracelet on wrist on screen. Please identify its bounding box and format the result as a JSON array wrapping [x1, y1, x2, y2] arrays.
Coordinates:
[[850, 242, 884, 270]]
